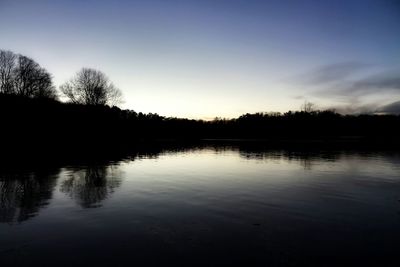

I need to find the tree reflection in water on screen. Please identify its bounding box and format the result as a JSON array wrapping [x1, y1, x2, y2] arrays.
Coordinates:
[[2, 145, 390, 225], [60, 165, 122, 208], [0, 147, 164, 224], [0, 163, 123, 223], [0, 169, 59, 223]]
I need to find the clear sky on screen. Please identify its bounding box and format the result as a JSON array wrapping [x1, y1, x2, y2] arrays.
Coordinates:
[[1, 0, 399, 118]]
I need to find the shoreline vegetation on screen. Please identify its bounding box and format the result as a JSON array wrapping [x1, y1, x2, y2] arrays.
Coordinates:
[[1, 93, 400, 153], [1, 49, 400, 152]]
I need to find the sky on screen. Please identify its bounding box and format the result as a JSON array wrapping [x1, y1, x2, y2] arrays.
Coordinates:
[[0, 0, 399, 119]]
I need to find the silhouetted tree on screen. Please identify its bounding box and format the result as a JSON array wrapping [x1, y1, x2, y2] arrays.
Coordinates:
[[60, 68, 122, 106], [13, 55, 57, 99], [301, 101, 316, 113], [0, 50, 16, 94], [0, 49, 57, 99]]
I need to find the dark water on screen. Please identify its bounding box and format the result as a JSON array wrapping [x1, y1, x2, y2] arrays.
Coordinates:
[[1, 146, 400, 266]]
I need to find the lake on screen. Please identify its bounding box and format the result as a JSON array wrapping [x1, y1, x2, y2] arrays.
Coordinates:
[[1, 145, 400, 266]]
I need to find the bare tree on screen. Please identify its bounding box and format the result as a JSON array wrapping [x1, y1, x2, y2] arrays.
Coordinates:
[[0, 49, 57, 99], [60, 68, 122, 106], [13, 55, 57, 99], [0, 50, 16, 94], [301, 100, 316, 113]]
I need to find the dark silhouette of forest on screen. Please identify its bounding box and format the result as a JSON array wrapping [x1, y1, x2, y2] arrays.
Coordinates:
[[1, 49, 400, 151], [2, 93, 400, 150]]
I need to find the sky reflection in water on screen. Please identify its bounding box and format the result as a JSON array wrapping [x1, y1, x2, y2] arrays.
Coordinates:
[[1, 147, 400, 266]]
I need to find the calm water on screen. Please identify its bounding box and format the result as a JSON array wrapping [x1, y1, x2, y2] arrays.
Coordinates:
[[1, 146, 400, 266]]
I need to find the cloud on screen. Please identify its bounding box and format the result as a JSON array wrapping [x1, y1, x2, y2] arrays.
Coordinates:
[[325, 100, 400, 115], [377, 100, 400, 114], [291, 62, 400, 114], [351, 73, 400, 93], [326, 100, 400, 115], [297, 62, 400, 96], [326, 103, 378, 115], [303, 62, 370, 85], [324, 71, 400, 98]]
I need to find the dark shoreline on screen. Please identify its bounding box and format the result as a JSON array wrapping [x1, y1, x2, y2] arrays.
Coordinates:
[[2, 94, 400, 156]]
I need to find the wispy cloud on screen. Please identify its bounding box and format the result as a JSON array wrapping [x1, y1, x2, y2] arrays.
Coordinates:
[[299, 62, 370, 85], [351, 73, 400, 93], [326, 103, 378, 115], [292, 62, 400, 114], [377, 100, 400, 114]]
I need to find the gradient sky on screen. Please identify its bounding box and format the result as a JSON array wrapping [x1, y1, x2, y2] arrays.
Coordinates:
[[1, 0, 399, 118]]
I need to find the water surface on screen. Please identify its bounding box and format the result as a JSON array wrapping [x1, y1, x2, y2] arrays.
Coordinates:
[[1, 147, 400, 266]]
